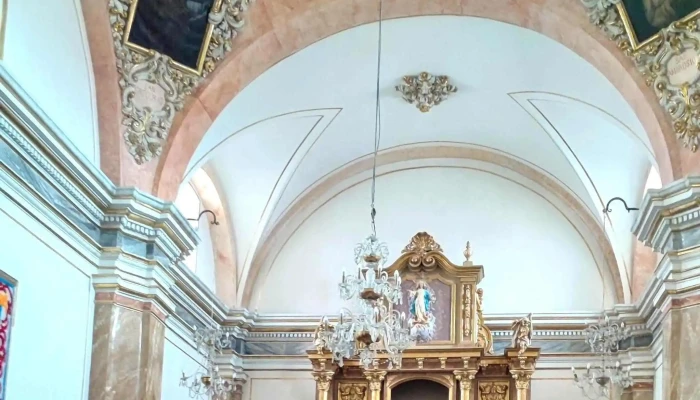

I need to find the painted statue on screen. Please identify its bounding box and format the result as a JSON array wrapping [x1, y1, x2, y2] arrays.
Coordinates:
[[408, 281, 436, 343], [313, 316, 331, 354], [511, 313, 533, 355]]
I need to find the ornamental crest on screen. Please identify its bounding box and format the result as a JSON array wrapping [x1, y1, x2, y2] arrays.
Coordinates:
[[108, 0, 252, 164], [581, 0, 700, 151], [402, 232, 443, 269]]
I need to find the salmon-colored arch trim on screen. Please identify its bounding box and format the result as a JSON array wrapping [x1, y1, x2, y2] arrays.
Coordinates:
[[82, 0, 683, 198]]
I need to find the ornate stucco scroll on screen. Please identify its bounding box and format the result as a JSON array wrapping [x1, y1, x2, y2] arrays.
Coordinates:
[[108, 0, 253, 164], [582, 0, 700, 151]]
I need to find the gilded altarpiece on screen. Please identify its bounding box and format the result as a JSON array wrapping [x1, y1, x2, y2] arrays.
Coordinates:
[[308, 232, 540, 400]]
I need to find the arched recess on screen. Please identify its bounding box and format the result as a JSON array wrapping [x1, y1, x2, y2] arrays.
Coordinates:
[[180, 168, 239, 307], [80, 0, 683, 196], [245, 143, 622, 312]]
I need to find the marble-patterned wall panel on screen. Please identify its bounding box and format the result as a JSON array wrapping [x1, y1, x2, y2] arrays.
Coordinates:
[[679, 305, 700, 399], [493, 339, 590, 354], [244, 342, 313, 356], [89, 303, 165, 400], [0, 137, 101, 241]]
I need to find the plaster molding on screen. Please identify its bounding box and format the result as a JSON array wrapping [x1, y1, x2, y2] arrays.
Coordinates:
[[581, 0, 700, 152], [108, 0, 253, 164], [632, 176, 700, 252]]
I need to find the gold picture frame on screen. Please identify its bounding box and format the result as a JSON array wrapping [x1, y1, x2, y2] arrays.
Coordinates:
[[123, 0, 223, 76], [616, 2, 700, 52], [0, 0, 7, 60]]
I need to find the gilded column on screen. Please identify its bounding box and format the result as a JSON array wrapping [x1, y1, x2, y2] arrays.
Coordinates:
[[312, 371, 335, 400], [454, 370, 477, 400], [364, 371, 387, 400], [511, 372, 532, 400]]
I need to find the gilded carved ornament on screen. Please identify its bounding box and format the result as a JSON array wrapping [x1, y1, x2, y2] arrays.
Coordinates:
[[402, 231, 443, 269], [338, 383, 368, 400], [108, 0, 252, 164], [581, 0, 700, 151], [476, 288, 494, 354], [511, 371, 533, 390], [313, 371, 335, 391], [478, 381, 509, 400], [395, 72, 457, 112], [462, 283, 472, 339]]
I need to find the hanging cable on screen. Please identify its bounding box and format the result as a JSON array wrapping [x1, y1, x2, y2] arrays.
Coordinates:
[[370, 0, 383, 237]]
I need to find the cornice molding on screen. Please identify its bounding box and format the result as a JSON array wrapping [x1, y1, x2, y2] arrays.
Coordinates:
[[633, 176, 700, 252]]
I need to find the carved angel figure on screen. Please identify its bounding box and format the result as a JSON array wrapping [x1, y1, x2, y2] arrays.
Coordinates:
[[313, 316, 331, 354], [511, 313, 533, 355]]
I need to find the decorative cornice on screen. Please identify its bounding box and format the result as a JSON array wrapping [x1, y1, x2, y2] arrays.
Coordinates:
[[633, 176, 700, 252]]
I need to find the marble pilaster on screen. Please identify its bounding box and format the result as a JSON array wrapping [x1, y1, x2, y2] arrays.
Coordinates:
[[88, 293, 166, 400], [634, 176, 700, 400]]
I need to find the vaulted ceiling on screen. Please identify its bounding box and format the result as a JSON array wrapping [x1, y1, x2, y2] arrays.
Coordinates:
[[177, 16, 661, 312]]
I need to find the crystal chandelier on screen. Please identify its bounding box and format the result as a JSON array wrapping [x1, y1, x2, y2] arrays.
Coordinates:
[[180, 324, 236, 399], [572, 316, 633, 399], [321, 235, 413, 369], [316, 0, 414, 370]]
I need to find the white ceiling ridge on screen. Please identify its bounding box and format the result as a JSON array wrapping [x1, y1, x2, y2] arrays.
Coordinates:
[[511, 92, 649, 304], [243, 150, 621, 309], [234, 109, 342, 306], [182, 108, 343, 182]]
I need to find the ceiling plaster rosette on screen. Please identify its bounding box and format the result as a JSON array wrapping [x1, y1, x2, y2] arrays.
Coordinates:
[[395, 72, 457, 112], [108, 0, 252, 164], [582, 0, 700, 151]]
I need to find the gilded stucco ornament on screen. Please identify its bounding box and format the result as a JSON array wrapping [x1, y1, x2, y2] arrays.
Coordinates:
[[581, 0, 700, 151], [395, 72, 457, 112], [108, 0, 252, 164], [402, 231, 444, 269]]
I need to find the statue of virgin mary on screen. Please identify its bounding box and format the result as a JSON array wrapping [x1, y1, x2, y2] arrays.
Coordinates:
[[408, 281, 436, 342]]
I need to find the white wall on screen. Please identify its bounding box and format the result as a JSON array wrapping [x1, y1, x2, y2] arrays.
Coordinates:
[[243, 371, 315, 400], [0, 194, 94, 399], [3, 0, 98, 165], [531, 378, 588, 400], [255, 167, 610, 314], [161, 330, 206, 400]]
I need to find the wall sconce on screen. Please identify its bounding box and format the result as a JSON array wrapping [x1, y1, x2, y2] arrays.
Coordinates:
[[187, 210, 220, 225], [603, 198, 639, 215]]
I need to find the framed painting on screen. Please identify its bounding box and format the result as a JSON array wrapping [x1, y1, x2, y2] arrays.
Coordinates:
[[0, 0, 7, 60], [617, 0, 700, 51], [123, 0, 221, 75], [395, 277, 454, 345], [0, 270, 16, 399]]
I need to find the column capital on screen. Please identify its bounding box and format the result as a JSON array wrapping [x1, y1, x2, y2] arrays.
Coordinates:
[[454, 369, 478, 396], [511, 371, 533, 390], [364, 370, 387, 389], [312, 370, 335, 391]]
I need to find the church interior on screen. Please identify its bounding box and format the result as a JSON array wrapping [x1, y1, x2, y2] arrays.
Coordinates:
[[1, 0, 700, 399]]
